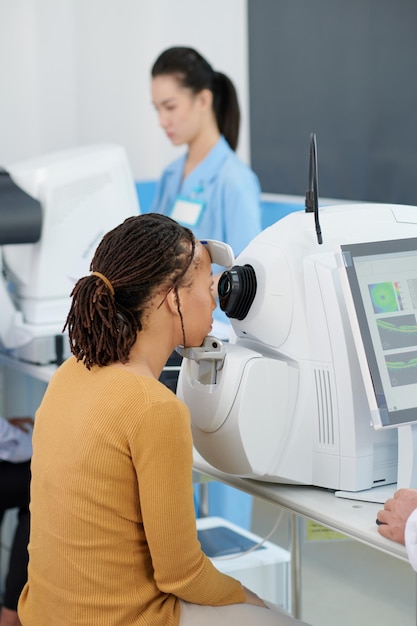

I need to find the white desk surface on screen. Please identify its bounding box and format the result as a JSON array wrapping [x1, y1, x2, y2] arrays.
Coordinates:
[[193, 452, 409, 564]]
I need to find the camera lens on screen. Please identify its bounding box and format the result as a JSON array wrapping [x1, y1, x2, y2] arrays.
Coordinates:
[[218, 264, 257, 321], [218, 273, 232, 298]]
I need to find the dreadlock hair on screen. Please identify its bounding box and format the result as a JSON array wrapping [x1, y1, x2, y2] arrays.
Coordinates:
[[151, 46, 240, 151], [63, 213, 196, 370]]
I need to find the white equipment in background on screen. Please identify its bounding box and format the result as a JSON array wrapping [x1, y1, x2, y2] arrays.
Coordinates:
[[0, 144, 140, 364]]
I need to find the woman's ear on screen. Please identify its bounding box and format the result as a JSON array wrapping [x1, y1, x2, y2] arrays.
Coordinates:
[[165, 288, 181, 316], [198, 88, 213, 112]]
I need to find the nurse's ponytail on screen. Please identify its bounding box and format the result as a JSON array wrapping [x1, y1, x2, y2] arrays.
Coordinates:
[[151, 46, 241, 151], [211, 71, 240, 152]]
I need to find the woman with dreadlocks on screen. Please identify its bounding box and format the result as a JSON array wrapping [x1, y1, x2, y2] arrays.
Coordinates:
[[18, 214, 310, 626]]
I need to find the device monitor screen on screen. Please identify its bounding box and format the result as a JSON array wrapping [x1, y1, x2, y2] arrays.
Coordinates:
[[341, 237, 417, 428]]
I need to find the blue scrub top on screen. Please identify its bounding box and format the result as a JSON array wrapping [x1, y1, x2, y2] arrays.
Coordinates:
[[151, 137, 262, 333]]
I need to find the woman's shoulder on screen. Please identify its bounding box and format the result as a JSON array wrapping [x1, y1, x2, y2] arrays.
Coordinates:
[[128, 377, 191, 435], [215, 137, 259, 180], [219, 152, 260, 192], [106, 369, 188, 416], [160, 151, 187, 179]]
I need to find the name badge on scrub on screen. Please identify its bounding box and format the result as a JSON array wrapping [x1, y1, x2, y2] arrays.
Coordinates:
[[170, 196, 205, 228]]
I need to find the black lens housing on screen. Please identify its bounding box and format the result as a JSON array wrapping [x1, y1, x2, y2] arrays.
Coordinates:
[[218, 264, 257, 320]]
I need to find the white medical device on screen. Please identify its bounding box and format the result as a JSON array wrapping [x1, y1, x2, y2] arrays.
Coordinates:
[[0, 144, 140, 364], [178, 136, 417, 493]]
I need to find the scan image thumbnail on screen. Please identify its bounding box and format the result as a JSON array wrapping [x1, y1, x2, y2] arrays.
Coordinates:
[[385, 351, 417, 387], [369, 282, 402, 314], [377, 314, 417, 350]]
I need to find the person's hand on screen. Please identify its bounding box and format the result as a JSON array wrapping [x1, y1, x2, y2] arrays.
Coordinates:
[[377, 488, 417, 544], [242, 585, 268, 608], [7, 417, 34, 433]]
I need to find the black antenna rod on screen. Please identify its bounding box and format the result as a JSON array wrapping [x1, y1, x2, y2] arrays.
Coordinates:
[[304, 133, 323, 245]]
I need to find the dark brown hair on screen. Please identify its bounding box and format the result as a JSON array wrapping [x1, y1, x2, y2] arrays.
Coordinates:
[[151, 46, 240, 151], [64, 213, 196, 369]]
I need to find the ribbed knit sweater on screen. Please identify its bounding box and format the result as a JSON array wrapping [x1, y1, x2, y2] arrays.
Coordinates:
[[18, 357, 245, 625]]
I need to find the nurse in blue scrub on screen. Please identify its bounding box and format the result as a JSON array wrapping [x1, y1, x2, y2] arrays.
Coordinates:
[[150, 46, 262, 339]]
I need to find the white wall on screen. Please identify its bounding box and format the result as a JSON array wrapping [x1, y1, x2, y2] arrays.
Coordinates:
[[0, 0, 250, 180], [0, 1, 78, 164]]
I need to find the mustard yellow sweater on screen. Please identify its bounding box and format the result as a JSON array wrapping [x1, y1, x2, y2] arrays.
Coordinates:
[[19, 357, 245, 625]]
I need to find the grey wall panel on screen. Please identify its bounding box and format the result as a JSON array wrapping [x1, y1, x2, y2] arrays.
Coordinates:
[[248, 0, 417, 204]]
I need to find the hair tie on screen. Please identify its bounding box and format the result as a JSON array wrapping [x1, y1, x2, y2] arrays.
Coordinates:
[[91, 271, 115, 296]]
